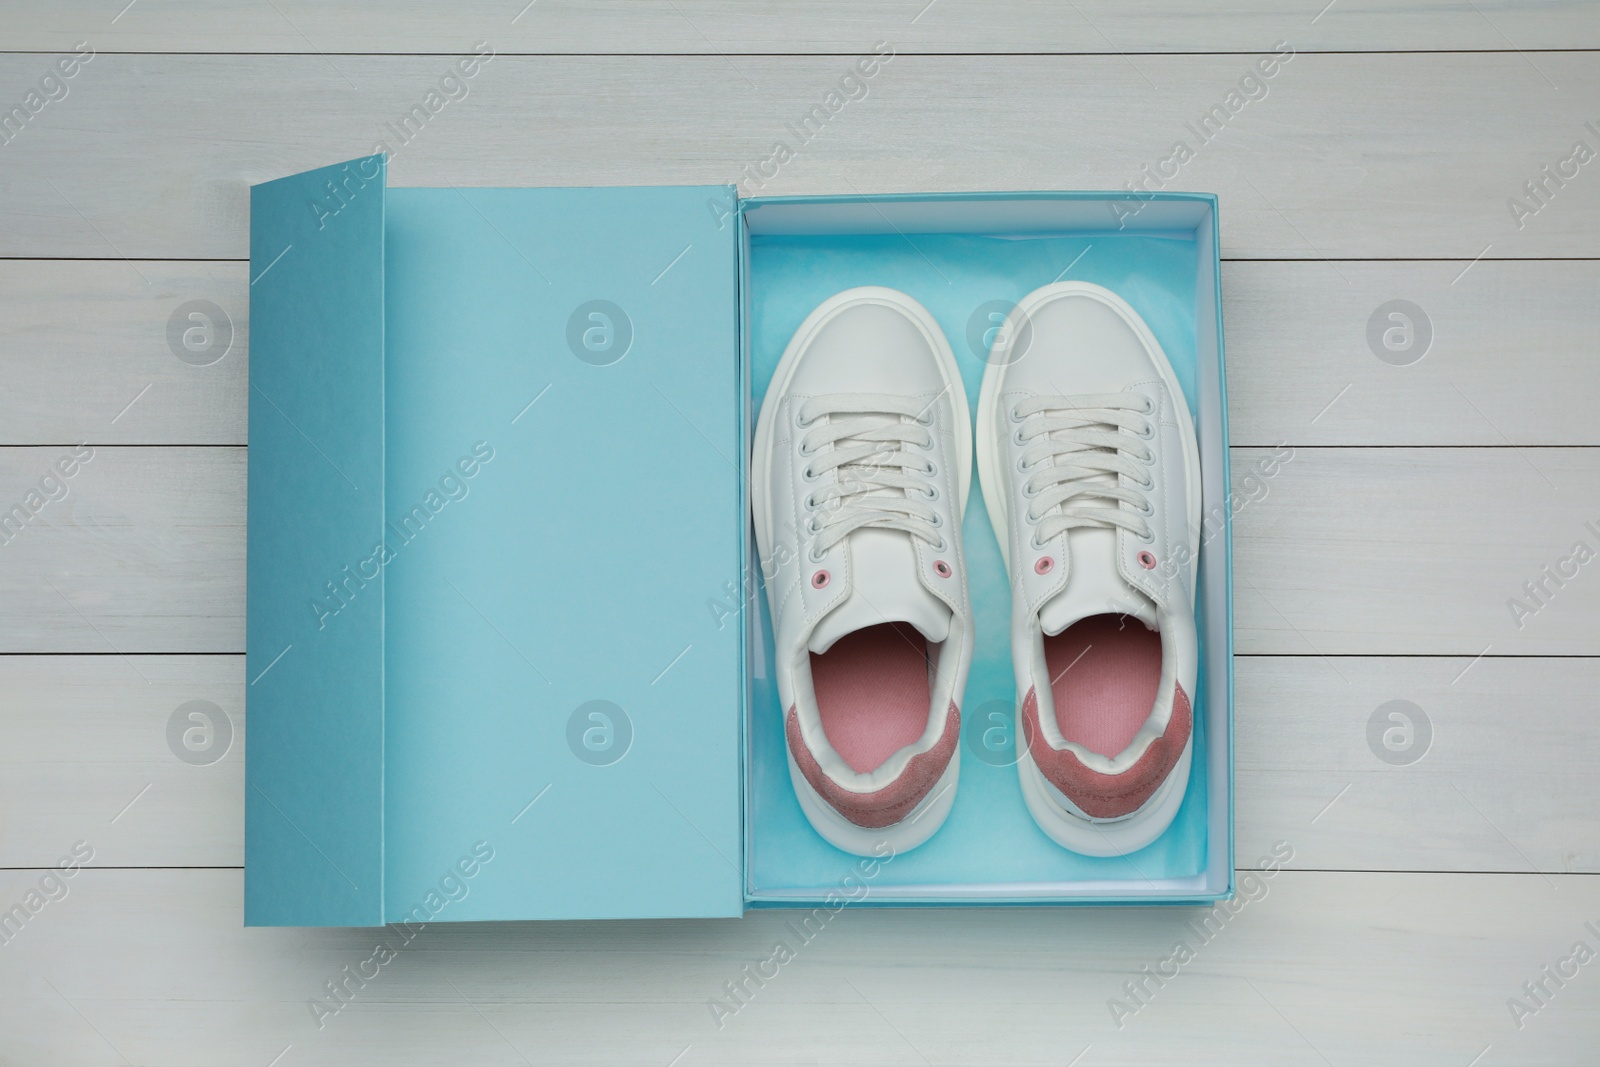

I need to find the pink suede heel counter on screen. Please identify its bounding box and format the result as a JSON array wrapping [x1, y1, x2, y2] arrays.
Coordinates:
[[1022, 683, 1191, 820], [787, 703, 959, 830]]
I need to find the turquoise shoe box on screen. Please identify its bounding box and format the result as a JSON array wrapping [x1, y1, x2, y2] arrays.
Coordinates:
[[246, 158, 1231, 925]]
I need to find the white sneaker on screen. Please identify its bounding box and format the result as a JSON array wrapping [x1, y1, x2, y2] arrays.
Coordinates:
[[752, 287, 973, 856], [976, 282, 1201, 857]]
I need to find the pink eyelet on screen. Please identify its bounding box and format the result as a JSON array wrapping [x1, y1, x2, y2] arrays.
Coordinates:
[[1034, 556, 1053, 575], [811, 570, 830, 589], [1137, 550, 1158, 570], [933, 560, 952, 579]]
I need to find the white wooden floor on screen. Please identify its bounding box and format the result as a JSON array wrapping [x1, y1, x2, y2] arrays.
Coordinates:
[[3, 2, 1599, 1064]]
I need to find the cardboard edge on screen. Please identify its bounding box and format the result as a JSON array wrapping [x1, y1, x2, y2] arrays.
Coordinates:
[[245, 155, 388, 926]]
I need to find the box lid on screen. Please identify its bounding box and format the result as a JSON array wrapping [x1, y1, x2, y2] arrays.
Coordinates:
[[247, 159, 744, 923]]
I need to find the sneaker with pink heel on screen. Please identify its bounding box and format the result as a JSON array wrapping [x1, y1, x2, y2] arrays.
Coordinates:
[[976, 281, 1201, 856], [752, 287, 973, 856]]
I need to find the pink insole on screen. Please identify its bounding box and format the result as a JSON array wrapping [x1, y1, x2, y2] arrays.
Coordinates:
[[811, 622, 931, 774], [1045, 614, 1161, 759]]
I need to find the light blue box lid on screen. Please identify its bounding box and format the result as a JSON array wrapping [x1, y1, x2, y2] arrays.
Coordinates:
[[248, 159, 744, 924]]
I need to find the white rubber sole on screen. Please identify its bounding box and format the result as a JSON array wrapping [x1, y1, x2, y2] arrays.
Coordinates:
[[1017, 740, 1192, 857], [974, 281, 1202, 856], [753, 286, 973, 854], [787, 747, 961, 857]]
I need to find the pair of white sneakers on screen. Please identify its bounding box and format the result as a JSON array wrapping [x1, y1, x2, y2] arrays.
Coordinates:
[[752, 283, 1201, 858]]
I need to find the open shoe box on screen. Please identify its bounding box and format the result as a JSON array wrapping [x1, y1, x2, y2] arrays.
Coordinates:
[[245, 157, 1231, 926]]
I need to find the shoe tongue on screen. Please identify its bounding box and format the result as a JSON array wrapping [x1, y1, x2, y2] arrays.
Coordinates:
[[807, 529, 951, 654], [1038, 528, 1157, 636]]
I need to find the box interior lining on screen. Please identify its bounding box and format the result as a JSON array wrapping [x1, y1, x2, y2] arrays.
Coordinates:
[[740, 194, 1231, 904]]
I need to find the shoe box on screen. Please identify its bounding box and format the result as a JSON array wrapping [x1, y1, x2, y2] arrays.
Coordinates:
[[244, 155, 1232, 925]]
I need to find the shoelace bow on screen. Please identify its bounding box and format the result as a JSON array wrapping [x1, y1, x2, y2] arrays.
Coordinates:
[[1013, 392, 1157, 547], [797, 392, 947, 561]]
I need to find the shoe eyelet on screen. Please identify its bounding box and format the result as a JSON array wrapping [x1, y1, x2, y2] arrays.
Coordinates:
[[1140, 448, 1156, 466], [1136, 422, 1155, 440], [1134, 475, 1154, 491], [803, 493, 817, 510], [806, 517, 821, 535], [1138, 528, 1155, 544], [1013, 428, 1027, 445], [924, 462, 937, 478], [933, 559, 953, 579], [1135, 498, 1154, 516], [1022, 481, 1038, 499], [1009, 407, 1025, 424], [930, 512, 944, 528], [923, 485, 940, 500], [1137, 550, 1158, 570], [810, 569, 830, 589], [1141, 396, 1157, 416], [802, 465, 819, 482], [916, 410, 935, 427], [1034, 556, 1054, 575], [808, 545, 826, 563], [1016, 457, 1031, 474]]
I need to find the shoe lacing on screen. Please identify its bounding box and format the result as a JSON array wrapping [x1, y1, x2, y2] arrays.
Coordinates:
[[1012, 392, 1157, 546], [797, 391, 947, 558]]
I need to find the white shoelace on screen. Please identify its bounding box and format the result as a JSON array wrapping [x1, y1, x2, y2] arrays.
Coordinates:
[[1013, 392, 1157, 547], [797, 392, 947, 561]]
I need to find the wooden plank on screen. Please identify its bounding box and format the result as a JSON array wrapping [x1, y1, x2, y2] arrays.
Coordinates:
[[7, 0, 1598, 54], [0, 868, 1592, 1064], [2, 653, 1592, 875], [1225, 260, 1600, 447], [0, 262, 247, 446], [0, 447, 244, 654], [2, 53, 1596, 259], [3, 446, 1598, 655], [1236, 655, 1600, 874], [0, 656, 241, 869], [4, 260, 1598, 447], [1234, 446, 1600, 656]]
